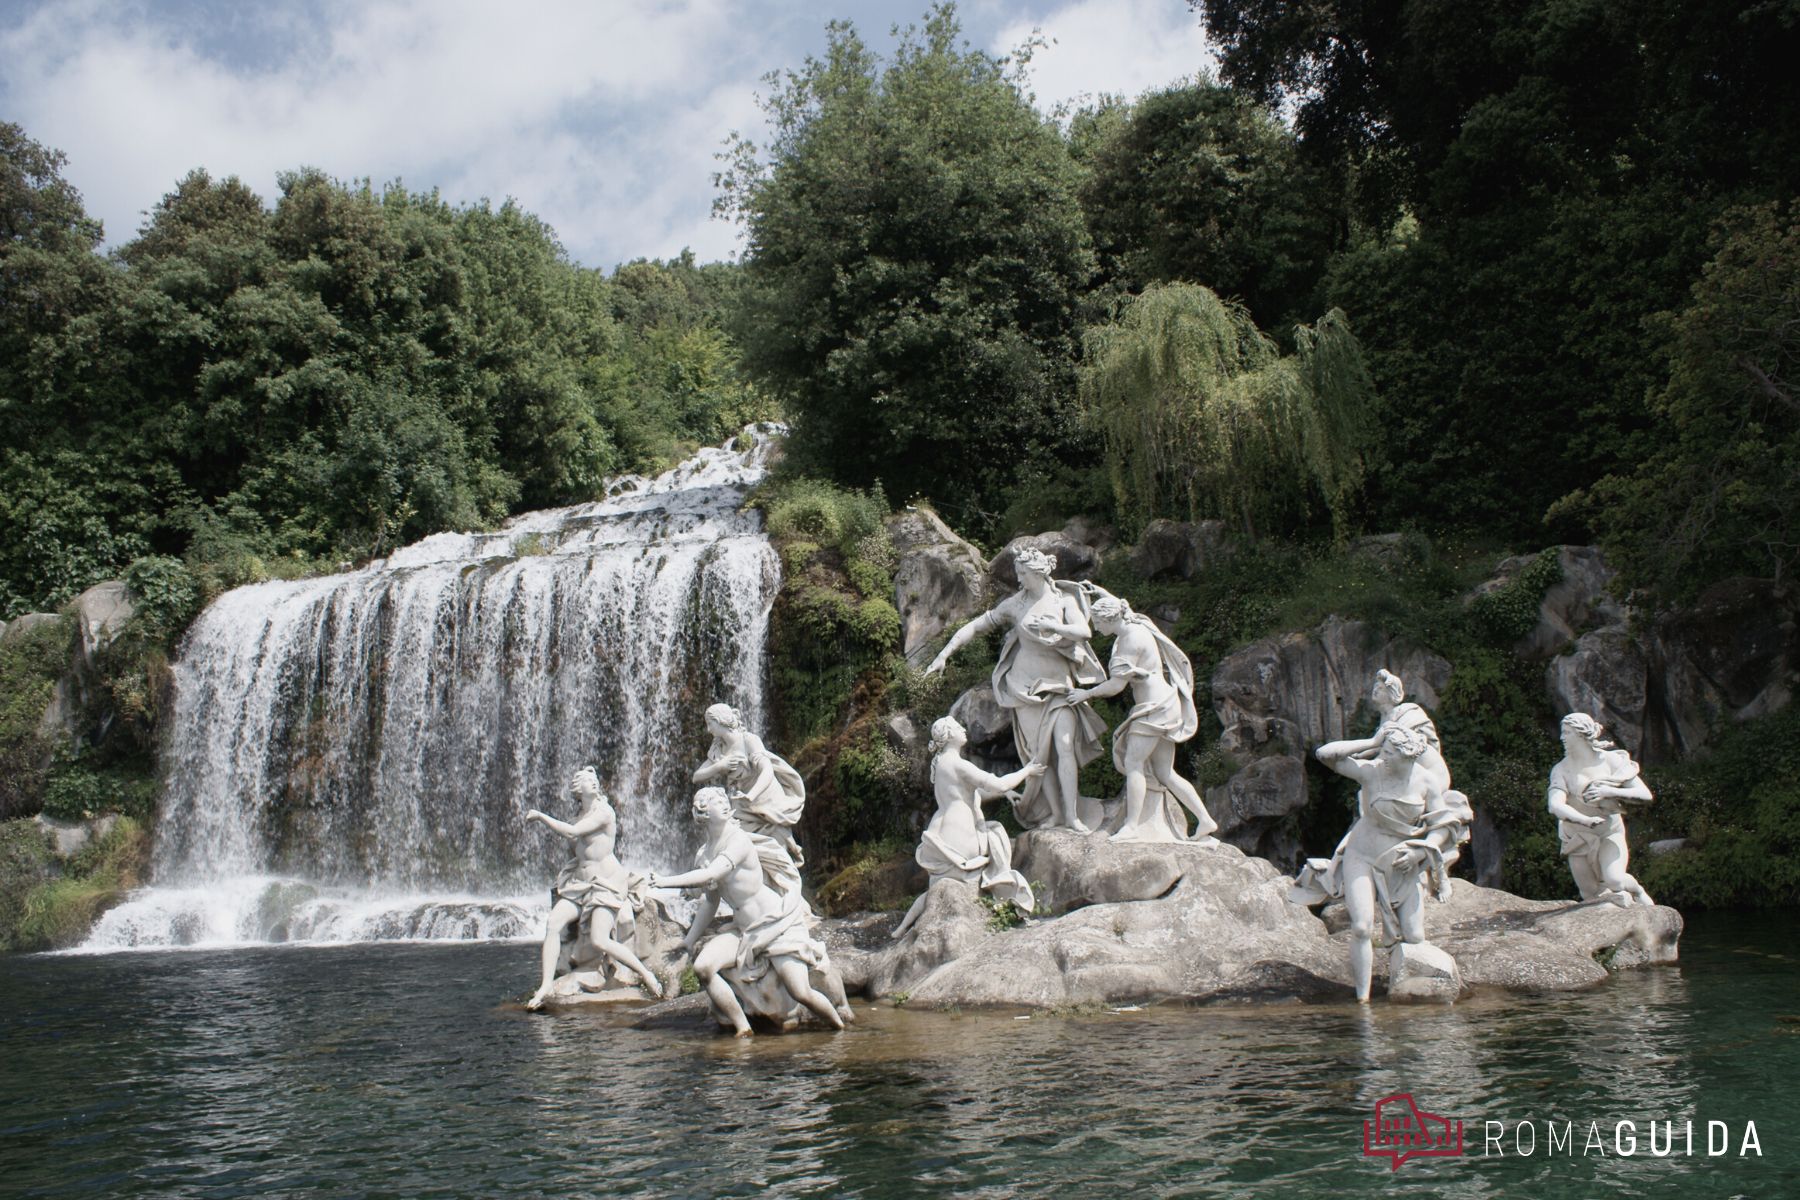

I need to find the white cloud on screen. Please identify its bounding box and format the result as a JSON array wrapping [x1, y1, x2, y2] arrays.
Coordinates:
[[991, 0, 1216, 115], [0, 0, 768, 266]]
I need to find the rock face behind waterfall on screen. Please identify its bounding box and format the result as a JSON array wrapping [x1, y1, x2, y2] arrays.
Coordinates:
[[831, 833, 1681, 1007], [85, 431, 784, 950]]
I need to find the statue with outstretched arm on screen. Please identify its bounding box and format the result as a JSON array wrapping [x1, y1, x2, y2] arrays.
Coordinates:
[[525, 767, 663, 1010], [649, 787, 846, 1036]]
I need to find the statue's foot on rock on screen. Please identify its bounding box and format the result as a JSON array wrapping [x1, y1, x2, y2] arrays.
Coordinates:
[[1190, 835, 1220, 848], [525, 987, 552, 1012], [732, 1025, 754, 1038], [1068, 820, 1093, 835], [638, 972, 665, 999], [837, 1003, 856, 1024]]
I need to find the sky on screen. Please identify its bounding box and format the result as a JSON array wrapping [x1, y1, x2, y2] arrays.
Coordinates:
[[0, 0, 1215, 270]]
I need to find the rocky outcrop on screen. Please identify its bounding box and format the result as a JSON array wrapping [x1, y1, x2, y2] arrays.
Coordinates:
[[1470, 545, 1624, 661], [72, 581, 135, 670], [1129, 519, 1228, 581], [833, 836, 1679, 1008], [988, 530, 1100, 591], [1205, 616, 1450, 865], [887, 508, 987, 666], [1547, 575, 1797, 760]]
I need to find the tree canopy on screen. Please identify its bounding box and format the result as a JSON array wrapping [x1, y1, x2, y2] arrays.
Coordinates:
[[720, 5, 1094, 530]]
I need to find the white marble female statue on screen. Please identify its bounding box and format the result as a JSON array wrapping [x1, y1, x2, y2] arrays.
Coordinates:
[[892, 717, 1043, 940], [1065, 594, 1218, 844], [1295, 726, 1474, 1002], [648, 787, 848, 1036], [692, 702, 807, 867], [524, 766, 664, 1010], [925, 547, 1107, 832], [1547, 712, 1655, 907], [1360, 668, 1451, 792]]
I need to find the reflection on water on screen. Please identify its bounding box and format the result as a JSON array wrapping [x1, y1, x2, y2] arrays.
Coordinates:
[[3, 915, 1796, 1198]]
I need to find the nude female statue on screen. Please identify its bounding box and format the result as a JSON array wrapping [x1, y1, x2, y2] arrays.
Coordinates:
[[1547, 712, 1655, 907], [524, 766, 663, 1010], [692, 702, 806, 866], [649, 787, 847, 1036], [892, 717, 1044, 940], [1065, 594, 1217, 843], [925, 548, 1106, 832]]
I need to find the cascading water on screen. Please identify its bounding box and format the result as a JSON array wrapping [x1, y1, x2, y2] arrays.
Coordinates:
[[81, 428, 784, 950]]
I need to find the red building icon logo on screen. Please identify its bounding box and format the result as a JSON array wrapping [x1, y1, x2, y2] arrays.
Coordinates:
[[1363, 1093, 1464, 1170]]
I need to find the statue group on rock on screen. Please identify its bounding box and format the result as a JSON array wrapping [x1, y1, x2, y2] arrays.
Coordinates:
[[524, 550, 1666, 1016], [925, 552, 1218, 846], [524, 703, 849, 1034]]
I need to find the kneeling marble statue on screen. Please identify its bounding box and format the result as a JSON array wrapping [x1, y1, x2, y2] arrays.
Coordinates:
[[650, 787, 851, 1035], [525, 766, 664, 1010], [1547, 712, 1655, 907], [893, 716, 1042, 940]]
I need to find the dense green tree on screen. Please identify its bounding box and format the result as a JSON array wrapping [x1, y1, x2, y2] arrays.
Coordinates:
[[1079, 282, 1373, 539], [720, 5, 1094, 528], [1076, 81, 1339, 332], [1572, 203, 1800, 596], [1192, 0, 1800, 556]]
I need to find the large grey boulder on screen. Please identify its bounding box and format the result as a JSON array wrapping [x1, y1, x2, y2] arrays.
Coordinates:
[[833, 841, 1681, 1008], [1129, 519, 1228, 581], [72, 580, 135, 668], [988, 530, 1099, 591], [1203, 754, 1307, 866], [1206, 616, 1448, 865], [1470, 545, 1623, 660], [1646, 577, 1796, 759], [1546, 576, 1796, 761], [1546, 624, 1651, 754], [887, 508, 988, 667], [1211, 615, 1451, 757], [1013, 828, 1189, 914]]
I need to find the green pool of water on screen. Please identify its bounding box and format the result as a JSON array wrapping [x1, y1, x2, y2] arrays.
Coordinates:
[[3, 912, 1796, 1197]]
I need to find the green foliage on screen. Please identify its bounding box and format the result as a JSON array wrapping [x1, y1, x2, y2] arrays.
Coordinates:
[[0, 819, 57, 952], [722, 6, 1094, 529], [1467, 550, 1562, 646], [0, 616, 69, 819], [757, 477, 888, 558], [1574, 203, 1800, 599], [0, 129, 762, 616], [979, 892, 1026, 931], [40, 760, 158, 822], [1075, 80, 1339, 332], [123, 555, 202, 640], [5, 815, 150, 951], [1079, 283, 1374, 539], [1637, 706, 1800, 909], [679, 967, 701, 996]]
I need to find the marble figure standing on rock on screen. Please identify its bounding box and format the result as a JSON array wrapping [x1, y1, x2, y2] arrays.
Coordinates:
[[692, 702, 807, 867], [925, 547, 1106, 832], [1065, 593, 1218, 844], [1295, 720, 1473, 1003]]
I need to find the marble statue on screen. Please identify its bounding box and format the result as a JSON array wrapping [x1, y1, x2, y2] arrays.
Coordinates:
[[692, 702, 807, 867], [1547, 712, 1655, 907], [893, 717, 1043, 940], [1363, 668, 1451, 793], [1065, 593, 1218, 844], [525, 766, 664, 1010], [1294, 723, 1473, 1002], [925, 547, 1106, 832], [649, 787, 849, 1035]]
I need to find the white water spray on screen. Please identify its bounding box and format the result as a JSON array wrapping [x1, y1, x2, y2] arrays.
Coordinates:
[[82, 429, 782, 950]]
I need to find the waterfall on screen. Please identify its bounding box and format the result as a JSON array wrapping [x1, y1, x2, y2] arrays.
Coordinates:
[[80, 428, 783, 950]]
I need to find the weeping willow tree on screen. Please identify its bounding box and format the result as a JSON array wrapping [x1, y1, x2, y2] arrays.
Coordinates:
[[1079, 282, 1375, 540]]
